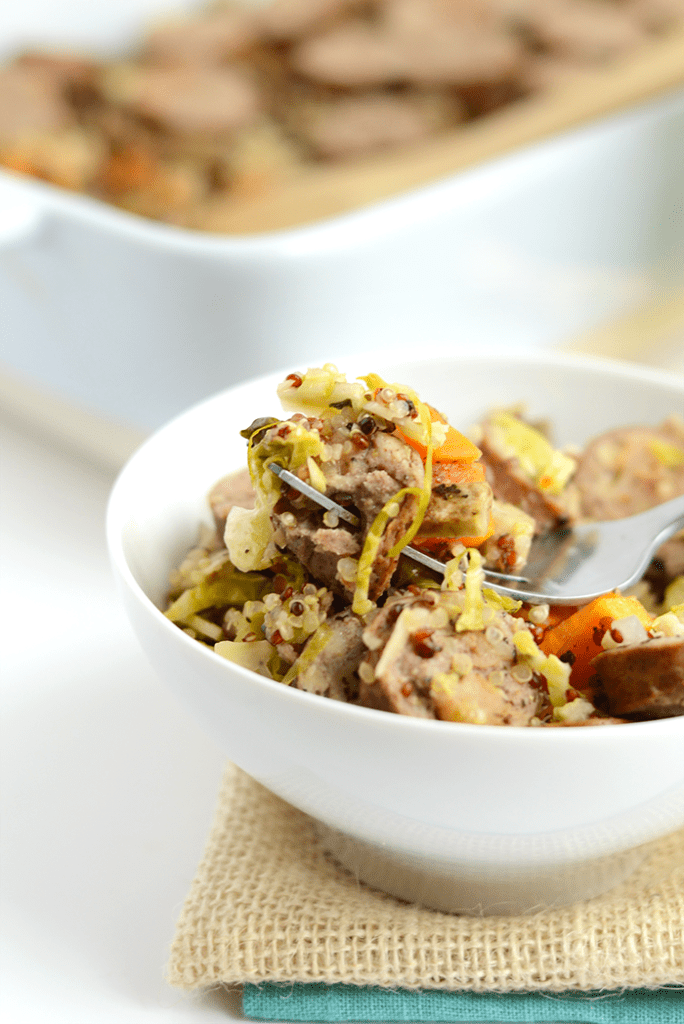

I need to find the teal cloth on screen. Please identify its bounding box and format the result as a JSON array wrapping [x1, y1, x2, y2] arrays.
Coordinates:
[[242, 983, 684, 1022]]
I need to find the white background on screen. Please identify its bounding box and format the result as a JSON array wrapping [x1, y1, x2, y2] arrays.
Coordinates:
[[0, 416, 244, 1022]]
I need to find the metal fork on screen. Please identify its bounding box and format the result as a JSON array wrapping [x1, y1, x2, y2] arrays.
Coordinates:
[[269, 464, 684, 606]]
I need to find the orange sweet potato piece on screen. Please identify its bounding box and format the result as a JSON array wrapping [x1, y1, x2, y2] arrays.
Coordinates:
[[540, 593, 653, 689], [397, 404, 482, 463]]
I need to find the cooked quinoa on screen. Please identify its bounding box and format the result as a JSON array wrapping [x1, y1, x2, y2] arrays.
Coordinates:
[[166, 364, 684, 725]]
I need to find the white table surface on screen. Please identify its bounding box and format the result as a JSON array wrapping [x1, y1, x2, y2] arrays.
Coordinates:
[[1, 333, 683, 1024], [0, 417, 243, 1021]]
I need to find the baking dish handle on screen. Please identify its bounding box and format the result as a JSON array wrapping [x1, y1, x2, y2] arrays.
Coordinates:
[[0, 175, 45, 248]]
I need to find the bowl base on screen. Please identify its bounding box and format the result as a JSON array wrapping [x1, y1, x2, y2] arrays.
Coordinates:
[[316, 822, 653, 915]]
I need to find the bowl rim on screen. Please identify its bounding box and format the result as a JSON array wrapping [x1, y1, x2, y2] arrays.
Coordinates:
[[107, 348, 684, 745]]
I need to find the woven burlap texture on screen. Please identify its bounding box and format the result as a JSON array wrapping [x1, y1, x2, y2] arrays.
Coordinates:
[[168, 763, 684, 993]]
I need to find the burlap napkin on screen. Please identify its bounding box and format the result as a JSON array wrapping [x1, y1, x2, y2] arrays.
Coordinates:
[[167, 763, 684, 994]]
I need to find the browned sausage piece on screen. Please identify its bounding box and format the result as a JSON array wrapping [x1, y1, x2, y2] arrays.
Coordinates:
[[382, 0, 524, 87], [208, 468, 255, 535], [0, 63, 73, 142], [656, 535, 684, 580], [293, 2, 524, 89], [514, 0, 646, 63], [101, 65, 261, 139], [259, 0, 363, 40], [296, 92, 455, 161], [480, 445, 572, 530], [628, 0, 684, 32], [272, 427, 423, 602], [396, 30, 523, 88], [520, 53, 597, 93], [574, 418, 684, 521], [291, 22, 406, 88], [142, 9, 262, 66], [0, 60, 105, 190], [478, 416, 578, 533], [294, 609, 366, 700], [357, 591, 546, 725], [15, 51, 98, 95], [591, 636, 684, 719]]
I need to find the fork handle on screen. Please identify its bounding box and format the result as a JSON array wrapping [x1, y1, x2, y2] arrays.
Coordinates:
[[494, 494, 684, 606]]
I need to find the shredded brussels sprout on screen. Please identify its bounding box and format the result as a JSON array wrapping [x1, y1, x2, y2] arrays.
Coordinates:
[[165, 569, 270, 624], [456, 549, 487, 632], [215, 638, 274, 676], [513, 629, 572, 709], [281, 622, 334, 685], [487, 410, 576, 495], [650, 439, 684, 468]]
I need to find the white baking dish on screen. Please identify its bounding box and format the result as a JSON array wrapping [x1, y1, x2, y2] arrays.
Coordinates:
[[1, 0, 683, 433]]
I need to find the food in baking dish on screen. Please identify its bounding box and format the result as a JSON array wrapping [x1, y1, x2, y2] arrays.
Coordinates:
[[2, 0, 683, 231]]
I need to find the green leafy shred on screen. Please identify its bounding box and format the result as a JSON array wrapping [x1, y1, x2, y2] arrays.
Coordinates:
[[165, 569, 270, 624], [455, 549, 486, 632], [352, 375, 434, 615], [281, 622, 334, 686], [488, 410, 576, 495]]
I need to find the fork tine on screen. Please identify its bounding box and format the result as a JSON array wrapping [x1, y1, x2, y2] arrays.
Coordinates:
[[477, 567, 530, 583], [268, 464, 684, 606], [268, 463, 360, 525], [268, 463, 531, 589]]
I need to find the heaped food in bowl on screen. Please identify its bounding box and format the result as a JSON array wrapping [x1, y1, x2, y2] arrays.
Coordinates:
[[1, 0, 683, 231], [165, 364, 684, 726]]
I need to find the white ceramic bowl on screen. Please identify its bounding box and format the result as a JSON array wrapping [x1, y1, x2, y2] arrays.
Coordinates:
[[1, 2, 683, 432], [107, 350, 684, 915]]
